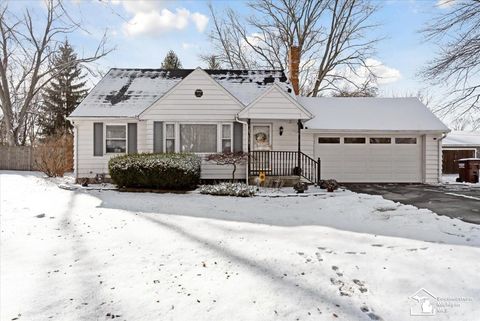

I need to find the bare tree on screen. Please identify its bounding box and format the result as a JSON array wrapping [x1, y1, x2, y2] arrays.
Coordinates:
[[200, 54, 222, 70], [422, 0, 480, 127], [207, 0, 380, 96], [0, 0, 112, 146]]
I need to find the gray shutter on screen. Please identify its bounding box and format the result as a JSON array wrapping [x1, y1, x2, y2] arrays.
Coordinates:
[[93, 122, 103, 156], [153, 121, 163, 153], [233, 122, 243, 152], [127, 123, 137, 154]]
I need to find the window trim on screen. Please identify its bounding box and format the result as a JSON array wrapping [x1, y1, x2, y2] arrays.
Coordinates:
[[221, 123, 233, 153], [369, 137, 392, 144], [105, 124, 127, 154], [395, 137, 417, 144], [317, 137, 341, 144], [164, 122, 176, 153], [177, 122, 221, 154], [344, 137, 366, 144]]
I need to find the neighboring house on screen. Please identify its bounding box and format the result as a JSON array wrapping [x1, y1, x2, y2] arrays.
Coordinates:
[[442, 131, 480, 174], [68, 67, 448, 184]]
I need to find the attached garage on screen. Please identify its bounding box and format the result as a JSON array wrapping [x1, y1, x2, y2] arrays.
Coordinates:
[[299, 97, 450, 183], [313, 135, 422, 183]]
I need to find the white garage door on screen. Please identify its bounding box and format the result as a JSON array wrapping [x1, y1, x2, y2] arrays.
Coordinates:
[[314, 135, 422, 183]]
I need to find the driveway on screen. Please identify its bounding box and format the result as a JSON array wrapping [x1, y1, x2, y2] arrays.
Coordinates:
[[344, 183, 480, 225]]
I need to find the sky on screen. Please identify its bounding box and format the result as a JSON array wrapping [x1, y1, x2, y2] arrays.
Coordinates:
[[6, 0, 454, 99]]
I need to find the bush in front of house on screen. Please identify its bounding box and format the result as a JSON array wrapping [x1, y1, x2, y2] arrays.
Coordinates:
[[319, 179, 339, 192], [108, 153, 201, 190], [199, 182, 256, 197], [35, 134, 74, 177]]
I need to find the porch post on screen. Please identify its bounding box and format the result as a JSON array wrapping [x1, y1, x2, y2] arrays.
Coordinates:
[[247, 119, 251, 177], [297, 119, 302, 173]]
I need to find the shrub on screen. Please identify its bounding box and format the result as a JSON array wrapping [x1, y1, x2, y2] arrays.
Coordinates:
[[319, 179, 339, 192], [199, 183, 256, 197], [205, 152, 248, 181], [35, 134, 73, 177], [109, 153, 201, 190]]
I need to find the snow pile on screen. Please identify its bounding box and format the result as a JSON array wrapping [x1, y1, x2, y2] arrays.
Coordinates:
[[199, 183, 256, 197], [1, 171, 479, 321]]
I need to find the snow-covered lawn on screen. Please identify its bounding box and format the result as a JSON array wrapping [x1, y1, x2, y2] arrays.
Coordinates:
[[1, 171, 479, 321]]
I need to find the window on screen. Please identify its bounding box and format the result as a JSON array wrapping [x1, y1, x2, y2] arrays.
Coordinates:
[[222, 124, 232, 153], [106, 125, 126, 153], [344, 137, 366, 144], [370, 137, 391, 144], [180, 124, 217, 153], [395, 137, 417, 144], [165, 124, 175, 152], [318, 137, 340, 144]]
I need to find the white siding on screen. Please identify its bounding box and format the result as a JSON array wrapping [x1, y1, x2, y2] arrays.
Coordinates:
[[239, 85, 311, 120], [140, 69, 243, 121], [74, 70, 249, 180], [424, 134, 442, 184], [74, 119, 147, 178]]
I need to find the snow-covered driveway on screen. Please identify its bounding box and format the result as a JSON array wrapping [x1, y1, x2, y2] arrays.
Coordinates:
[[1, 171, 479, 321]]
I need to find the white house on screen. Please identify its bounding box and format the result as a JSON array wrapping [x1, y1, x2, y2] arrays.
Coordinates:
[[68, 67, 449, 184]]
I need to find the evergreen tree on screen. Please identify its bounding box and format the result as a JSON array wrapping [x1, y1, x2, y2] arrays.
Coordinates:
[[161, 50, 183, 69], [38, 40, 88, 136]]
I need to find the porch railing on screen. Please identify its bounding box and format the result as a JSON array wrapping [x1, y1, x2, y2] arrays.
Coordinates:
[[248, 151, 321, 184]]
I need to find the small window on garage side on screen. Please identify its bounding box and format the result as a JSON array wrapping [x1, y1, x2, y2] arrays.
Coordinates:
[[106, 125, 126, 153], [318, 137, 340, 144], [395, 137, 417, 144], [370, 137, 391, 144], [344, 137, 366, 144]]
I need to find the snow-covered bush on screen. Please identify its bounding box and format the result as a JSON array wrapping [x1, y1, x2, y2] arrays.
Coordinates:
[[109, 153, 201, 190], [199, 183, 256, 197], [319, 179, 339, 192]]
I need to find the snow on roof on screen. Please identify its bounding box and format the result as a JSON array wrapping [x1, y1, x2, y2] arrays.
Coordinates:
[[208, 70, 291, 105], [69, 69, 187, 117], [443, 131, 480, 146], [70, 68, 291, 117], [300, 97, 449, 132]]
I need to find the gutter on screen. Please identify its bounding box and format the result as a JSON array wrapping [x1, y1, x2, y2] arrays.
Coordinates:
[[235, 115, 249, 185], [437, 132, 448, 183]]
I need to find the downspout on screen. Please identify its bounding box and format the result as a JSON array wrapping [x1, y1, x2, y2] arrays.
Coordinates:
[[235, 115, 249, 185], [437, 133, 448, 183]]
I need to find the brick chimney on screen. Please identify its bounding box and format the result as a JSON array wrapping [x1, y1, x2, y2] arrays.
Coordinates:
[[288, 46, 300, 95]]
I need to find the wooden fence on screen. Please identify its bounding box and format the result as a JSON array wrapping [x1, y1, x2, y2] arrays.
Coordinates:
[[0, 146, 37, 170]]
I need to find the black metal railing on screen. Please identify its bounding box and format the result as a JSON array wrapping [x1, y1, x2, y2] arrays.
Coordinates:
[[248, 151, 321, 184]]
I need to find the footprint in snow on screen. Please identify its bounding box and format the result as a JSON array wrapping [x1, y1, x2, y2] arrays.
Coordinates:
[[360, 306, 383, 320]]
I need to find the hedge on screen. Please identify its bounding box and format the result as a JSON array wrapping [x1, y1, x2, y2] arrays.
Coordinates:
[[199, 183, 256, 197], [108, 153, 201, 190]]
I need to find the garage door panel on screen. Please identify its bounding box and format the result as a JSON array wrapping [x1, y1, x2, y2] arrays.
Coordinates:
[[315, 135, 422, 183]]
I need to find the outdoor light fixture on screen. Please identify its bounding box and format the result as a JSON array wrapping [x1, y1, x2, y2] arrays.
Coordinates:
[[279, 126, 284, 136]]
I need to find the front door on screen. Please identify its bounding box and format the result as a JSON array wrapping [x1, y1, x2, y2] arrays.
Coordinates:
[[251, 125, 272, 173], [252, 125, 272, 151]]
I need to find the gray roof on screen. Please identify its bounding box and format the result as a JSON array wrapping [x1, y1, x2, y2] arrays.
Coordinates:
[[300, 97, 449, 132], [69, 68, 290, 117], [443, 131, 480, 146]]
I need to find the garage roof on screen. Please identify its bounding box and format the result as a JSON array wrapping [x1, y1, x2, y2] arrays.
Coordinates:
[[299, 97, 449, 132], [443, 131, 480, 147]]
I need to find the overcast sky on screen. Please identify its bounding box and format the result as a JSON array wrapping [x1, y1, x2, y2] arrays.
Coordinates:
[[8, 0, 454, 98]]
